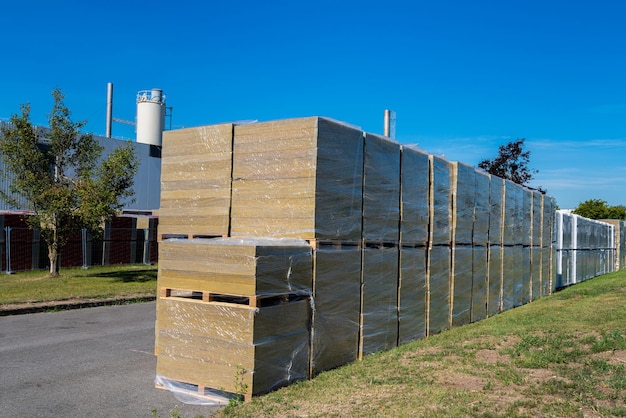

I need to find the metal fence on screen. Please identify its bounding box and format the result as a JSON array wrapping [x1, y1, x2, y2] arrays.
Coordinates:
[[0, 216, 158, 273]]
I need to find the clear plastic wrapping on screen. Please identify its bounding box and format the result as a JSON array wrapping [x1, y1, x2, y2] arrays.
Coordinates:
[[451, 245, 473, 326], [362, 134, 401, 242], [230, 117, 364, 240], [471, 246, 488, 322], [310, 245, 361, 376], [452, 162, 475, 246], [360, 246, 399, 356], [400, 146, 430, 245], [430, 156, 452, 246], [159, 124, 234, 237], [428, 245, 451, 335], [398, 246, 427, 343]]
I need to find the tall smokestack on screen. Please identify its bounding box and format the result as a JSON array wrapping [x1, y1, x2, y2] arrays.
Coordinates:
[[106, 82, 113, 138]]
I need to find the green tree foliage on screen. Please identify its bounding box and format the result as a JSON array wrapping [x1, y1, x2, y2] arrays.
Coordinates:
[[0, 89, 138, 276], [573, 199, 626, 220], [478, 138, 538, 186]]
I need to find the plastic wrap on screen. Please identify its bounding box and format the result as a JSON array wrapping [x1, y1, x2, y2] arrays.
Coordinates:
[[159, 124, 234, 237], [502, 246, 522, 310], [522, 189, 532, 246], [451, 245, 473, 326], [541, 247, 552, 297], [532, 191, 542, 246], [398, 246, 427, 343], [487, 245, 503, 316], [503, 180, 523, 246], [230, 117, 364, 240], [310, 245, 361, 376], [471, 246, 488, 322], [473, 170, 490, 246], [531, 247, 542, 301], [452, 162, 475, 246], [362, 134, 401, 242], [430, 156, 452, 246], [360, 245, 399, 357], [521, 247, 531, 304], [489, 177, 504, 246], [428, 245, 451, 335], [158, 237, 313, 297], [400, 146, 430, 245]]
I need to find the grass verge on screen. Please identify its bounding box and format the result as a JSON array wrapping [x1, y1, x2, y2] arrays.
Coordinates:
[[0, 264, 157, 307], [216, 270, 626, 418]]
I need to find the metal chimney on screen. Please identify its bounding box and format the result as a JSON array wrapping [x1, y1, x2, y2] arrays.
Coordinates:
[[106, 82, 113, 138]]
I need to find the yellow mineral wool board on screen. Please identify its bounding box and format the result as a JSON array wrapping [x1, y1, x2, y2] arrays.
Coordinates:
[[232, 178, 316, 200], [398, 246, 427, 344], [362, 133, 401, 243], [451, 245, 472, 327], [360, 246, 399, 357], [502, 245, 523, 310], [233, 149, 317, 180], [429, 156, 453, 246], [400, 146, 429, 246], [158, 238, 312, 296], [474, 170, 490, 246], [233, 117, 319, 152], [161, 158, 233, 182], [156, 297, 311, 345], [471, 246, 488, 323], [451, 162, 475, 246], [311, 245, 362, 376], [487, 245, 503, 316], [156, 331, 309, 396], [162, 124, 233, 157], [230, 197, 317, 219], [427, 245, 451, 336], [157, 216, 230, 237], [489, 176, 504, 246]]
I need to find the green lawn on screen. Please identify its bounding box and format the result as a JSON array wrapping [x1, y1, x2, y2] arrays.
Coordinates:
[[0, 264, 157, 306]]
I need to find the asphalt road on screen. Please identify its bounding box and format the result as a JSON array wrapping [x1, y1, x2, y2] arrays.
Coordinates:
[[0, 302, 220, 418]]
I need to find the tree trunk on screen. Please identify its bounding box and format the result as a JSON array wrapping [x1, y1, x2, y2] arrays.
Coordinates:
[[48, 246, 59, 277]]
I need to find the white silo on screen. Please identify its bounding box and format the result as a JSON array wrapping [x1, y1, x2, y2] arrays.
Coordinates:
[[136, 88, 166, 146]]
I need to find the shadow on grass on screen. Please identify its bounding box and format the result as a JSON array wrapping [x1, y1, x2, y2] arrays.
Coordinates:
[[90, 269, 157, 283]]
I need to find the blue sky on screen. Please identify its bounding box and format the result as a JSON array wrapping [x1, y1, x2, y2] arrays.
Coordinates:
[[1, 0, 625, 209]]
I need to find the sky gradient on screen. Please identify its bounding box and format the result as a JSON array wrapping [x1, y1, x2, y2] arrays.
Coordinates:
[[1, 0, 625, 209]]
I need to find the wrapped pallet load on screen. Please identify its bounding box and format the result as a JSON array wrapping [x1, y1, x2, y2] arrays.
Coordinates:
[[231, 117, 364, 241]]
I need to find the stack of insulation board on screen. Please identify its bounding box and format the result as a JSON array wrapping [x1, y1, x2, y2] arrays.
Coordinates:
[[155, 237, 313, 400], [230, 117, 363, 240], [155, 115, 560, 402], [158, 124, 234, 238]]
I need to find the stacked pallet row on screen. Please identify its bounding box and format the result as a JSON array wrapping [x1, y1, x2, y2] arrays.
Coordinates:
[[155, 116, 559, 402], [555, 212, 615, 288]]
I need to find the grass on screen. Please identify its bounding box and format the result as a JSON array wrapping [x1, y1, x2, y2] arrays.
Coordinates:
[[215, 270, 626, 417], [0, 264, 158, 306]]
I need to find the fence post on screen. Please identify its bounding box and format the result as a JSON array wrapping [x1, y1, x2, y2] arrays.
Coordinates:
[[81, 228, 89, 269], [4, 227, 13, 274], [142, 228, 151, 265]]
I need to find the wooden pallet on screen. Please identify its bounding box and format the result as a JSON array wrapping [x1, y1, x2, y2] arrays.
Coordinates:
[[160, 287, 309, 308]]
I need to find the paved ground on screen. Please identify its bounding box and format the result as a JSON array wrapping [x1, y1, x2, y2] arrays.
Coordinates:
[[0, 302, 220, 417]]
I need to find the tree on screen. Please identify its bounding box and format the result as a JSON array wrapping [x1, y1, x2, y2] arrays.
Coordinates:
[[573, 199, 626, 220], [478, 138, 537, 186], [0, 89, 138, 276]]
